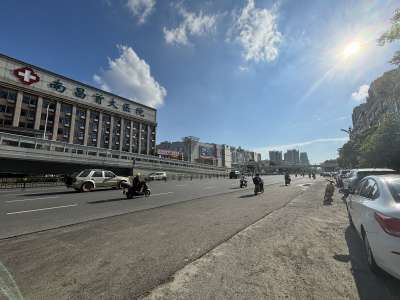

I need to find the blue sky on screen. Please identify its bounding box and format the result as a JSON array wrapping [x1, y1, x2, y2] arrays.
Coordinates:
[[1, 0, 398, 163]]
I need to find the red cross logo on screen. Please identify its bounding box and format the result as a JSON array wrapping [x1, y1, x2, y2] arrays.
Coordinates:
[[13, 67, 40, 85]]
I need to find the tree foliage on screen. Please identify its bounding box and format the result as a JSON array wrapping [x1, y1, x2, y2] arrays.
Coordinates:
[[338, 114, 400, 170], [378, 9, 400, 65]]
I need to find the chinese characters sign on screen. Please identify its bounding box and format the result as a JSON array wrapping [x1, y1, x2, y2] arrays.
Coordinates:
[[11, 64, 151, 120]]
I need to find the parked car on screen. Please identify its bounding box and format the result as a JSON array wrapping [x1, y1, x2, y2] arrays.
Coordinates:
[[346, 175, 400, 279], [146, 172, 167, 181], [229, 170, 241, 179], [336, 169, 351, 188], [65, 169, 129, 192], [343, 168, 397, 194]]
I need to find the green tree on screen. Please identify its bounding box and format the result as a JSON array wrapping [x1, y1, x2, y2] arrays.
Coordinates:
[[378, 9, 400, 65], [338, 139, 360, 168], [359, 114, 400, 170]]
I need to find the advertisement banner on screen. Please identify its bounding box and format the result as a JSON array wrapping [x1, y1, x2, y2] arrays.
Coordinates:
[[157, 149, 183, 159], [199, 146, 216, 159]]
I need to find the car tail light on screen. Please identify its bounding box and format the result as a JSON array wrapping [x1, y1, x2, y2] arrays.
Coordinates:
[[375, 212, 400, 237]]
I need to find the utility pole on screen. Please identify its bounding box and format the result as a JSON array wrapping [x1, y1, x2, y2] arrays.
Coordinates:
[[43, 103, 50, 140]]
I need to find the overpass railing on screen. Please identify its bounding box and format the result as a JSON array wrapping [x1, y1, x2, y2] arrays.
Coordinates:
[[0, 132, 227, 173]]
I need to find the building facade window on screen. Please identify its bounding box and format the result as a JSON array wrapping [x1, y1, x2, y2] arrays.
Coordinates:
[[0, 86, 17, 127], [112, 117, 121, 150], [74, 107, 86, 145], [58, 103, 72, 142], [149, 125, 156, 155], [131, 121, 139, 153], [122, 119, 130, 152], [87, 110, 99, 147], [140, 123, 148, 155], [19, 93, 38, 129], [101, 114, 111, 148]]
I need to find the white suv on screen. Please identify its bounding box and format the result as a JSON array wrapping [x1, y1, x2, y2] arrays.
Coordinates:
[[66, 169, 129, 192], [147, 172, 167, 181]]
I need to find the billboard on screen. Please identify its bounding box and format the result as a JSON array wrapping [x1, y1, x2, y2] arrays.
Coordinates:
[[157, 149, 183, 159], [199, 145, 216, 159]]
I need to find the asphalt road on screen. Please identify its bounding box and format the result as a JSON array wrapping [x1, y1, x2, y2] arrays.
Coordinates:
[[0, 175, 291, 239], [0, 176, 314, 299]]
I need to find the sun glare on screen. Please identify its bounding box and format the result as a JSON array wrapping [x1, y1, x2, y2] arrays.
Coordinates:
[[342, 41, 361, 58]]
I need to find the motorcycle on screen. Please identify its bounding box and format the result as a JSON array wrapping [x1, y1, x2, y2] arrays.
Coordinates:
[[240, 178, 248, 188], [121, 181, 151, 199]]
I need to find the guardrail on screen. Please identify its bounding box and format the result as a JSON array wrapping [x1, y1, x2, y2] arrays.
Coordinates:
[[0, 132, 227, 174], [0, 176, 65, 190]]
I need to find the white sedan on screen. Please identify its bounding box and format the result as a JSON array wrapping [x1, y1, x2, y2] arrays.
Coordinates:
[[347, 175, 400, 280]]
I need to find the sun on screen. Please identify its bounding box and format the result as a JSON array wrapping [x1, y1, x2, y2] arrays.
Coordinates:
[[342, 41, 361, 58]]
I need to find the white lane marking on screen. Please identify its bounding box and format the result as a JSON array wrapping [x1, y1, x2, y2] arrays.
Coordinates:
[[204, 186, 216, 189], [151, 192, 174, 197], [176, 184, 186, 187], [5, 196, 59, 203], [0, 186, 67, 196], [6, 204, 78, 215]]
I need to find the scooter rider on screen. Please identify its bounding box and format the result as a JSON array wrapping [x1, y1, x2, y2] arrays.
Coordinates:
[[253, 173, 264, 193], [284, 171, 291, 186], [131, 173, 143, 195], [240, 174, 247, 188], [324, 179, 335, 204]]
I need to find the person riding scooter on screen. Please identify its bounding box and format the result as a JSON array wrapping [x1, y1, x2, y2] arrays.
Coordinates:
[[284, 171, 291, 186], [240, 175, 248, 188], [253, 173, 264, 195], [324, 180, 335, 205]]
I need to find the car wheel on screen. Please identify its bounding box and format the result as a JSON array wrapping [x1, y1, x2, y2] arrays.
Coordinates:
[[363, 232, 379, 273], [118, 181, 127, 189], [81, 182, 94, 192]]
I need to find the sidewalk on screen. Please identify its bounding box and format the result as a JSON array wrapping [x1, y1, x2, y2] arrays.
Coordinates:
[[144, 182, 400, 300]]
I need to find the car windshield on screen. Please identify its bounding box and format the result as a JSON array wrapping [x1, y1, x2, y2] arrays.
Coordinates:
[[388, 180, 400, 203]]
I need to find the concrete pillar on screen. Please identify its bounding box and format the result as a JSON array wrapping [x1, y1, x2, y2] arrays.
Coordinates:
[[68, 105, 77, 144], [34, 96, 43, 130], [83, 109, 90, 146], [108, 115, 114, 150], [138, 123, 142, 154], [147, 124, 151, 155], [129, 120, 134, 153], [52, 102, 61, 141], [97, 112, 103, 148], [12, 91, 23, 127], [119, 118, 124, 151]]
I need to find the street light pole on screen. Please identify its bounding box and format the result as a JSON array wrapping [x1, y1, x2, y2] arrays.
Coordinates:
[[43, 103, 50, 140]]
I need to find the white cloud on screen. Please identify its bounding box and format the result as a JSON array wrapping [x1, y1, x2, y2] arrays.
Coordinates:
[[126, 0, 156, 24], [351, 84, 369, 102], [163, 5, 217, 46], [94, 45, 167, 108], [229, 0, 282, 63], [254, 137, 349, 153]]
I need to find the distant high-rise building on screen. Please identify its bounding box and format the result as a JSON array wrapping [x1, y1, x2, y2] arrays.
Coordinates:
[[269, 151, 282, 163], [300, 152, 309, 165], [284, 149, 300, 164]]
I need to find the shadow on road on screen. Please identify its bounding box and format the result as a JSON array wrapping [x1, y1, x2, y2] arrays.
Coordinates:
[[343, 226, 400, 300], [21, 188, 117, 197], [21, 190, 78, 197], [88, 196, 147, 204], [239, 194, 256, 198]]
